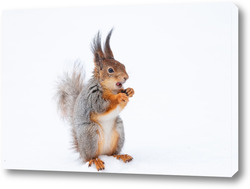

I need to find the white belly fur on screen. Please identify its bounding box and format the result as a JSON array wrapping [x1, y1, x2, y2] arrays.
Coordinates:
[[97, 105, 122, 155]]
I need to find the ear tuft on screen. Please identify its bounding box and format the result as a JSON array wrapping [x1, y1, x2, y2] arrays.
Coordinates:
[[104, 28, 114, 59], [91, 31, 105, 69]]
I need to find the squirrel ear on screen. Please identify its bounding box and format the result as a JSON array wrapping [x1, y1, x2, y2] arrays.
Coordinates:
[[92, 31, 105, 70], [94, 52, 104, 70], [104, 28, 114, 59]]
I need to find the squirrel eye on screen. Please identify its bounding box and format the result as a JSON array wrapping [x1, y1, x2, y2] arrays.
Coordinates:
[[108, 68, 114, 73]]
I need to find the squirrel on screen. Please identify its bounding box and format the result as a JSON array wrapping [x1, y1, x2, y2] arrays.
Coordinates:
[[56, 29, 134, 171]]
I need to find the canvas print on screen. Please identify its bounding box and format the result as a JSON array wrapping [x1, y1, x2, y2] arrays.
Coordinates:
[[2, 2, 238, 177]]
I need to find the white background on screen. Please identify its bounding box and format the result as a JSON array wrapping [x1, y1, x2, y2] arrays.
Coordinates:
[[0, 0, 248, 188]]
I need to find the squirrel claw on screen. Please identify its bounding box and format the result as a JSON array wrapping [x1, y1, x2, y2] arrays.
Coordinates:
[[113, 154, 133, 163], [117, 93, 129, 103], [88, 158, 105, 171], [124, 88, 135, 97]]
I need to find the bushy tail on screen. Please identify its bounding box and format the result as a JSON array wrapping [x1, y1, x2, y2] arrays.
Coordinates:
[[55, 63, 85, 124]]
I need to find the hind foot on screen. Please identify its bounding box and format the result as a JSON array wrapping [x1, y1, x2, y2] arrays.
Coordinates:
[[113, 154, 133, 163], [88, 158, 105, 171]]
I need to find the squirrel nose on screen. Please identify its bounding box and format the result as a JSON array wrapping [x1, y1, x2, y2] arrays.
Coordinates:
[[124, 75, 129, 81]]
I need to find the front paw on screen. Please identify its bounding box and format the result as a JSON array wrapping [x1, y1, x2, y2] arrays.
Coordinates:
[[124, 88, 135, 97], [117, 93, 129, 104]]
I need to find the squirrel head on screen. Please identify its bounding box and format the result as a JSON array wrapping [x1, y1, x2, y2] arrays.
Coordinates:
[[91, 29, 129, 92]]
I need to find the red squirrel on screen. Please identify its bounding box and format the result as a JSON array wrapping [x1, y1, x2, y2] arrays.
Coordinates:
[[56, 29, 134, 171]]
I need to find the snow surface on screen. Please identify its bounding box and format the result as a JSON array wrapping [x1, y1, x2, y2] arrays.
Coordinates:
[[2, 3, 238, 177]]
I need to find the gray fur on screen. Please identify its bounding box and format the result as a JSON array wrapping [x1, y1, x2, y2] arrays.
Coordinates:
[[56, 69, 125, 162], [55, 63, 84, 124], [114, 117, 125, 155]]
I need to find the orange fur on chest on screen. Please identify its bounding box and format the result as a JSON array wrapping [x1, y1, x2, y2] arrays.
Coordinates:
[[103, 90, 120, 111]]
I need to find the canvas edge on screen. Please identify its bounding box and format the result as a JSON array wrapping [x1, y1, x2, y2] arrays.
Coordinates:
[[229, 2, 239, 177]]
